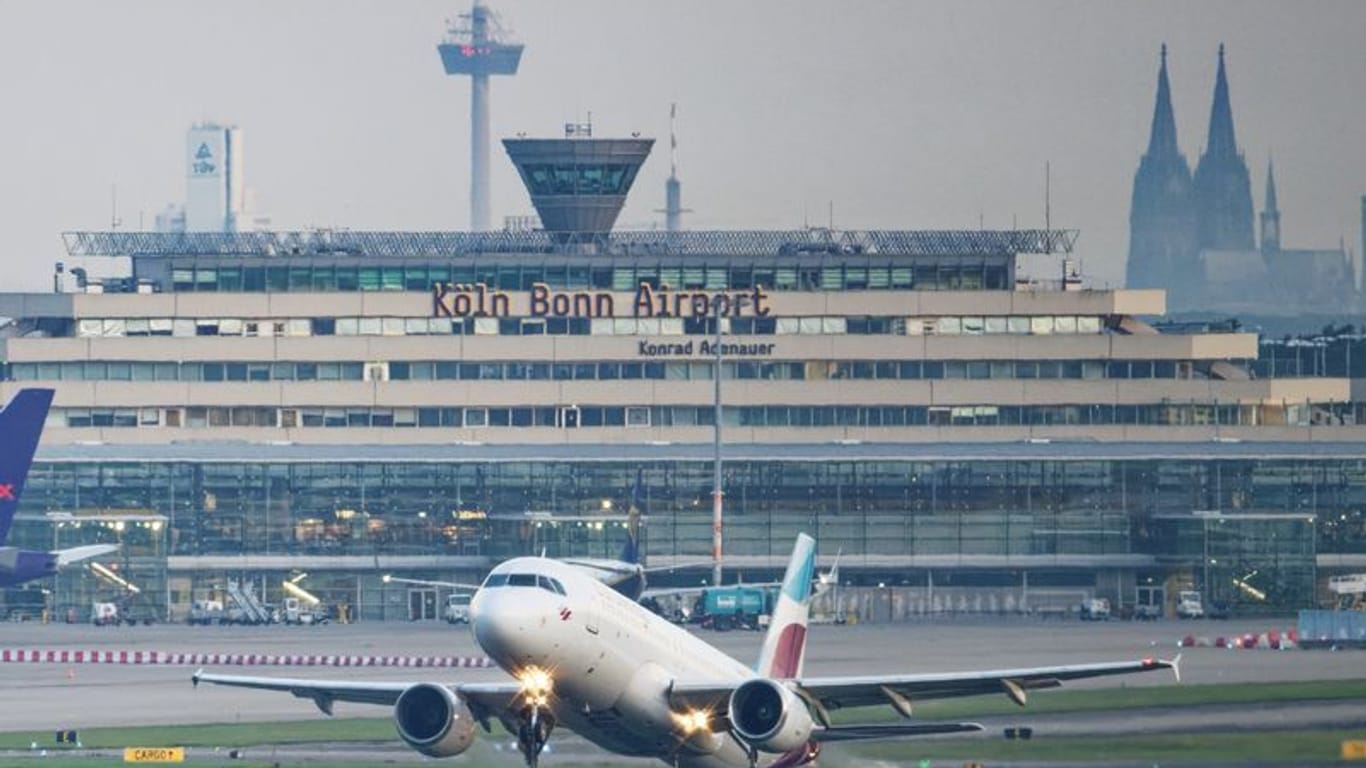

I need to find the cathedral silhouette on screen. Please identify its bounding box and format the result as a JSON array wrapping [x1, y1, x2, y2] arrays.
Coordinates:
[[1127, 45, 1356, 317]]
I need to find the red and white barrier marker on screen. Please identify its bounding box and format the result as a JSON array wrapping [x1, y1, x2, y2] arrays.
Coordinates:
[[1176, 627, 1298, 650], [0, 649, 492, 667]]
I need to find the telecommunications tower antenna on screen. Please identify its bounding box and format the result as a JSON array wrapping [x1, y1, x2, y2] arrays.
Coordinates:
[[437, 2, 523, 232]]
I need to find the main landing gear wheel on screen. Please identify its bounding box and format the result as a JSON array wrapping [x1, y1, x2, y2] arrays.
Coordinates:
[[516, 704, 555, 768]]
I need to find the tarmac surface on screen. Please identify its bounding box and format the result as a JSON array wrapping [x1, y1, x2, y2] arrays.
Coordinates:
[[1, 616, 1362, 764]]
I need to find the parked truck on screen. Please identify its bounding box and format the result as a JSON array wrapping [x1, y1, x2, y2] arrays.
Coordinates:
[[693, 586, 773, 631]]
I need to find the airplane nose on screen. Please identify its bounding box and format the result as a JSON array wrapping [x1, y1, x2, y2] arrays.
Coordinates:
[[471, 589, 555, 665]]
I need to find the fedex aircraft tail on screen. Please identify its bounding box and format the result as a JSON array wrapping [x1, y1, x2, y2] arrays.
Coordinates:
[[756, 533, 817, 679], [0, 389, 54, 544]]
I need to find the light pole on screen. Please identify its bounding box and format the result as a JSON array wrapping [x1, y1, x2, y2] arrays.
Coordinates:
[[711, 297, 725, 588]]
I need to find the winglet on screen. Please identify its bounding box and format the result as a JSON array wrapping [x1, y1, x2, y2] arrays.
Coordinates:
[[1169, 653, 1182, 683], [191, 668, 203, 687]]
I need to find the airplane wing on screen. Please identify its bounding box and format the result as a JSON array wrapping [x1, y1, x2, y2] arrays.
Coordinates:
[[191, 670, 520, 723], [381, 575, 481, 592], [671, 657, 1178, 720], [54, 543, 119, 567], [814, 721, 984, 741]]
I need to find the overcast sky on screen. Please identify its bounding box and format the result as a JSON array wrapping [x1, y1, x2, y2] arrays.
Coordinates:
[[1, 1, 1363, 291]]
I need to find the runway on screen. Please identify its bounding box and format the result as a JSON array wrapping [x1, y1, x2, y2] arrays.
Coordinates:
[[0, 616, 1357, 733]]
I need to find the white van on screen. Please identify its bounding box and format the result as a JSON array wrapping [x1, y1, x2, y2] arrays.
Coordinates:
[[444, 593, 471, 624]]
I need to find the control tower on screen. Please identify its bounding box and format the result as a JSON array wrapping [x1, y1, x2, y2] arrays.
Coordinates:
[[438, 1, 523, 232], [503, 122, 653, 244]]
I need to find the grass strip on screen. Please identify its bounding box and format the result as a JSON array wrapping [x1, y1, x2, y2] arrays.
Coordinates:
[[849, 728, 1366, 764], [2, 679, 1364, 759], [0, 719, 394, 751]]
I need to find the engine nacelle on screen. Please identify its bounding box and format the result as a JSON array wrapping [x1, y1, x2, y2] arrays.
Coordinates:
[[393, 683, 477, 758], [728, 678, 814, 753]]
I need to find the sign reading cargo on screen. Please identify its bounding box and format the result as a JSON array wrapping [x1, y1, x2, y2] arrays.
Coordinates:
[[433, 282, 773, 319], [123, 747, 185, 763]]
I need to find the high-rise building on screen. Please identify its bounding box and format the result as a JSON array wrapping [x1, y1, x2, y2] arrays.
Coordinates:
[[1192, 46, 1255, 253], [184, 123, 245, 232], [1126, 45, 1196, 301]]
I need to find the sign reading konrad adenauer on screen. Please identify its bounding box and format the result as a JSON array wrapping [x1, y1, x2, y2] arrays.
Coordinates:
[[433, 282, 773, 319]]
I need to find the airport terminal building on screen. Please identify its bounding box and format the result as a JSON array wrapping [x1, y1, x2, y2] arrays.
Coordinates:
[[2, 137, 1363, 621]]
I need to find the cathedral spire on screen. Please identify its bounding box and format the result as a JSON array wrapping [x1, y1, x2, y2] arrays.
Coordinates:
[[1261, 157, 1281, 253], [1128, 44, 1196, 298], [1146, 44, 1180, 158], [1206, 43, 1239, 159], [1265, 157, 1279, 213], [1193, 43, 1255, 252]]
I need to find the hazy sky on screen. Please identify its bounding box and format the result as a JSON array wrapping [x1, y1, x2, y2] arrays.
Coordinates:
[[1, 1, 1364, 291]]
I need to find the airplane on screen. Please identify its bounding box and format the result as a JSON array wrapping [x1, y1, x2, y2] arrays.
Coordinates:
[[0, 388, 118, 588], [194, 533, 1178, 768]]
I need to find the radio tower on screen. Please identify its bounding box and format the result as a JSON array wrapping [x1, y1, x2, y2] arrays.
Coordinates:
[[656, 103, 692, 232], [438, 2, 523, 232]]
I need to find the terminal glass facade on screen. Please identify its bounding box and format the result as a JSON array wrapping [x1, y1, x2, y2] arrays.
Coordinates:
[[10, 454, 1350, 617]]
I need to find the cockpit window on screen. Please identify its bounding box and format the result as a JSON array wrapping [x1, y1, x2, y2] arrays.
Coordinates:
[[484, 572, 566, 594]]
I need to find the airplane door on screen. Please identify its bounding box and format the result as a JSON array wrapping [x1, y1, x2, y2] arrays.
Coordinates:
[[408, 588, 437, 621]]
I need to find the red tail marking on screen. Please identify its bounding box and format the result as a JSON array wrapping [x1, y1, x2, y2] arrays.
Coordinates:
[[769, 624, 807, 678], [0, 484, 13, 500]]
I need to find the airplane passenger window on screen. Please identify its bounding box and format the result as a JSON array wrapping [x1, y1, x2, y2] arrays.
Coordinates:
[[482, 573, 510, 588], [507, 573, 538, 587]]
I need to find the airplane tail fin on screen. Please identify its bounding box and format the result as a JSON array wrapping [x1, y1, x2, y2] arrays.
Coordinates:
[[619, 469, 643, 564], [0, 389, 54, 544], [756, 533, 817, 679]]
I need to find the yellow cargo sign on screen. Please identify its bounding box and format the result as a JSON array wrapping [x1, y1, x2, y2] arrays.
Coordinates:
[[123, 747, 185, 763], [1343, 740, 1366, 760]]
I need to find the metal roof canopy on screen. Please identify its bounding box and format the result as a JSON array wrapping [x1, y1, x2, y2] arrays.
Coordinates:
[[30, 439, 1366, 464], [62, 229, 1078, 259]]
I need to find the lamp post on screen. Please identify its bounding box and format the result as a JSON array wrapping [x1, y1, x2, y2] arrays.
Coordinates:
[[711, 296, 725, 589]]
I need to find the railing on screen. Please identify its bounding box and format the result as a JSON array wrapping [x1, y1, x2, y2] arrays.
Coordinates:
[[62, 228, 1079, 259]]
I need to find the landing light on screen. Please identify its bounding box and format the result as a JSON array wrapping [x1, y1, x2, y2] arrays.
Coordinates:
[[517, 666, 554, 708]]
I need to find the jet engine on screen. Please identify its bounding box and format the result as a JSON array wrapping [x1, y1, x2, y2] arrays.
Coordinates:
[[728, 678, 814, 753], [393, 683, 477, 758]]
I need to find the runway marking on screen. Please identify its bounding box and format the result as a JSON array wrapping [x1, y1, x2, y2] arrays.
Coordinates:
[[0, 648, 494, 668]]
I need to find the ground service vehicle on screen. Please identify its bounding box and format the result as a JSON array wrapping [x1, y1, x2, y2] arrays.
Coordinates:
[[1080, 598, 1112, 621], [188, 600, 225, 625], [1177, 591, 1205, 619], [445, 593, 471, 624]]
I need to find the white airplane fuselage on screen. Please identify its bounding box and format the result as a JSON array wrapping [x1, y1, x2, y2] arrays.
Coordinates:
[[470, 557, 768, 768]]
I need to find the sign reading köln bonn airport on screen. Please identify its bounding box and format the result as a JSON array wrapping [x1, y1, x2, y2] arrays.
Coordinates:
[[433, 282, 778, 357]]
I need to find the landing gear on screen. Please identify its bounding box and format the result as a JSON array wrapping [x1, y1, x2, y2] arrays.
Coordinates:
[[515, 704, 555, 768]]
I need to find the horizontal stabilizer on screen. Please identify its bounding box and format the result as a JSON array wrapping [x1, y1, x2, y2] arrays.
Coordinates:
[[55, 544, 119, 567], [815, 721, 984, 742]]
